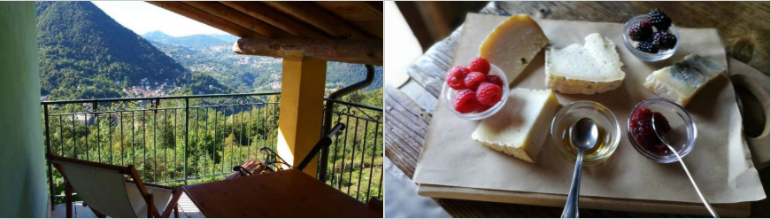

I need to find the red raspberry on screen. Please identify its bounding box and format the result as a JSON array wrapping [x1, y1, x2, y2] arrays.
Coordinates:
[[477, 104, 492, 113], [446, 66, 469, 90], [476, 82, 503, 105], [467, 57, 491, 74], [464, 72, 487, 91], [486, 75, 504, 87], [453, 89, 478, 114]]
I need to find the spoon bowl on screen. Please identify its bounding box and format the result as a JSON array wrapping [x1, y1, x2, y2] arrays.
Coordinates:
[[570, 118, 599, 151], [561, 118, 598, 218]]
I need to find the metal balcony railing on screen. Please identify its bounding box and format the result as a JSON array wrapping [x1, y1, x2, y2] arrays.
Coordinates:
[[317, 99, 383, 202], [41, 92, 382, 205]]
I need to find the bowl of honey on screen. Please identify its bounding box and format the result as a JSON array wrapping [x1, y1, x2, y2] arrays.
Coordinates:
[[550, 101, 621, 165]]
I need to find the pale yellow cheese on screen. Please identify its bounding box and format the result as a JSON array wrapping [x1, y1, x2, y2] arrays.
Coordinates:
[[479, 14, 548, 84], [471, 88, 558, 162], [644, 54, 725, 106]]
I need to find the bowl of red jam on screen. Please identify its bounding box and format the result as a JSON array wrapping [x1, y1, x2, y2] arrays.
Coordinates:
[[627, 99, 697, 163]]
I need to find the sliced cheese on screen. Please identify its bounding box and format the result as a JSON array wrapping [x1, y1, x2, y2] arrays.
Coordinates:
[[644, 54, 725, 106], [545, 33, 625, 94], [479, 14, 548, 84], [471, 88, 558, 162]]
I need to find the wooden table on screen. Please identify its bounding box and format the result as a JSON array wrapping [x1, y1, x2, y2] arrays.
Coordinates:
[[181, 170, 382, 218], [385, 1, 770, 218]]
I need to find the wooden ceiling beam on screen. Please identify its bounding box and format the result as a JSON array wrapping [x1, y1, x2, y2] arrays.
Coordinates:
[[233, 38, 382, 66], [181, 1, 295, 39], [262, 1, 373, 40], [359, 1, 383, 18], [220, 1, 331, 40], [147, 1, 266, 38], [315, 1, 383, 38]]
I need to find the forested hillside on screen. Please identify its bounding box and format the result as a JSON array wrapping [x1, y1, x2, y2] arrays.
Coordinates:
[[37, 1, 381, 102], [143, 31, 229, 48], [37, 1, 230, 100], [144, 32, 383, 93]]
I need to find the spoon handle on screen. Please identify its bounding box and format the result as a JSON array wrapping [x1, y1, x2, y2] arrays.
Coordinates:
[[668, 145, 719, 218], [561, 152, 584, 218]]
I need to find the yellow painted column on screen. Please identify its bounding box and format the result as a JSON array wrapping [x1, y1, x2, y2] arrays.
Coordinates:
[[276, 55, 327, 177]]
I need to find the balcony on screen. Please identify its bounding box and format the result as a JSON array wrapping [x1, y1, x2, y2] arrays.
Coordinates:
[[1, 1, 383, 217], [41, 93, 383, 215]]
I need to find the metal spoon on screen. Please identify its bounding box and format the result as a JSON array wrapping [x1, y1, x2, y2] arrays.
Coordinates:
[[561, 118, 598, 218], [652, 116, 719, 218]]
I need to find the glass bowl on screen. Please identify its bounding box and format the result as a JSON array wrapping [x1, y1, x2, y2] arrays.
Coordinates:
[[622, 14, 680, 62], [441, 64, 509, 120], [550, 101, 621, 165], [627, 99, 697, 163]]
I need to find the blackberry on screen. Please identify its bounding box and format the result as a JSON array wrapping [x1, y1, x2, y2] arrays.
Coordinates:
[[628, 20, 653, 41], [636, 41, 658, 53], [648, 9, 672, 30], [652, 30, 677, 50]]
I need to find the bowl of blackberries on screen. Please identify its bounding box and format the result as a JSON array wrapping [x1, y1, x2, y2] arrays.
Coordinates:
[[623, 9, 679, 62]]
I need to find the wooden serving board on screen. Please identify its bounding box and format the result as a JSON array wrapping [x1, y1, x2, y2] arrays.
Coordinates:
[[413, 13, 765, 217]]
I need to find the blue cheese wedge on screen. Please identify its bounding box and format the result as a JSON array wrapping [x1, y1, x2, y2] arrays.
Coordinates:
[[644, 54, 725, 106], [471, 88, 558, 162], [545, 33, 625, 94]]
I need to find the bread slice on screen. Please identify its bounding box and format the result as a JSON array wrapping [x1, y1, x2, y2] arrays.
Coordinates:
[[545, 33, 625, 94], [471, 88, 558, 162], [644, 54, 725, 106]]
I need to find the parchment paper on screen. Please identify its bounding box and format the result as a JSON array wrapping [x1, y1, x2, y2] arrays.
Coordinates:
[[413, 13, 765, 204]]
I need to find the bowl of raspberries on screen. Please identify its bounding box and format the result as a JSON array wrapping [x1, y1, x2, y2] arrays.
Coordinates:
[[441, 57, 509, 120], [623, 9, 679, 62]]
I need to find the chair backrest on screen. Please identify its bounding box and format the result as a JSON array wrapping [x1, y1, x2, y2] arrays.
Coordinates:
[[51, 156, 140, 218], [230, 123, 346, 178], [297, 123, 345, 171], [125, 182, 173, 218]]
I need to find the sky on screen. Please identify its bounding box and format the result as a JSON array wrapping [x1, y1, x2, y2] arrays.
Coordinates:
[[92, 1, 228, 37]]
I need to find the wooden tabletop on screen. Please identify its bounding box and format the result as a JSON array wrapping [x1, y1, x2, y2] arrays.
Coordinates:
[[181, 170, 382, 218], [385, 1, 770, 218]]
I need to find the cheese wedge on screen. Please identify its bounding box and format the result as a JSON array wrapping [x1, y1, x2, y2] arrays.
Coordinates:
[[545, 33, 625, 94], [479, 14, 548, 84], [644, 54, 725, 106], [472, 88, 558, 162]]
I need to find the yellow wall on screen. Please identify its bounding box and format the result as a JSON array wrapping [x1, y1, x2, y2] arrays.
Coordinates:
[[276, 55, 326, 176]]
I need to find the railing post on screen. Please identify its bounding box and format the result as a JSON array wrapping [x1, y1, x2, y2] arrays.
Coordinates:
[[94, 101, 99, 163], [320, 65, 374, 182], [44, 103, 54, 210], [320, 101, 334, 182], [183, 97, 189, 185]]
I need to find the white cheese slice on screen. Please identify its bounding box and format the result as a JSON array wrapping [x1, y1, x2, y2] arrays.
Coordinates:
[[471, 88, 559, 162], [479, 14, 548, 84], [644, 54, 725, 106], [545, 33, 626, 94]]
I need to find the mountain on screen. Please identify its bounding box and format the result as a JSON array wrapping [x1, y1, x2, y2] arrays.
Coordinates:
[[208, 34, 239, 43], [36, 1, 230, 99], [142, 30, 173, 41], [144, 31, 383, 93], [143, 32, 229, 48]]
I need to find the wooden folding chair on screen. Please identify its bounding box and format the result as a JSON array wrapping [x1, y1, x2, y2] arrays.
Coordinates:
[[228, 123, 346, 179], [48, 153, 183, 218]]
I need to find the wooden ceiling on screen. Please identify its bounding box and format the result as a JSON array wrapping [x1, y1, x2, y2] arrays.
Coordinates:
[[147, 1, 383, 65]]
